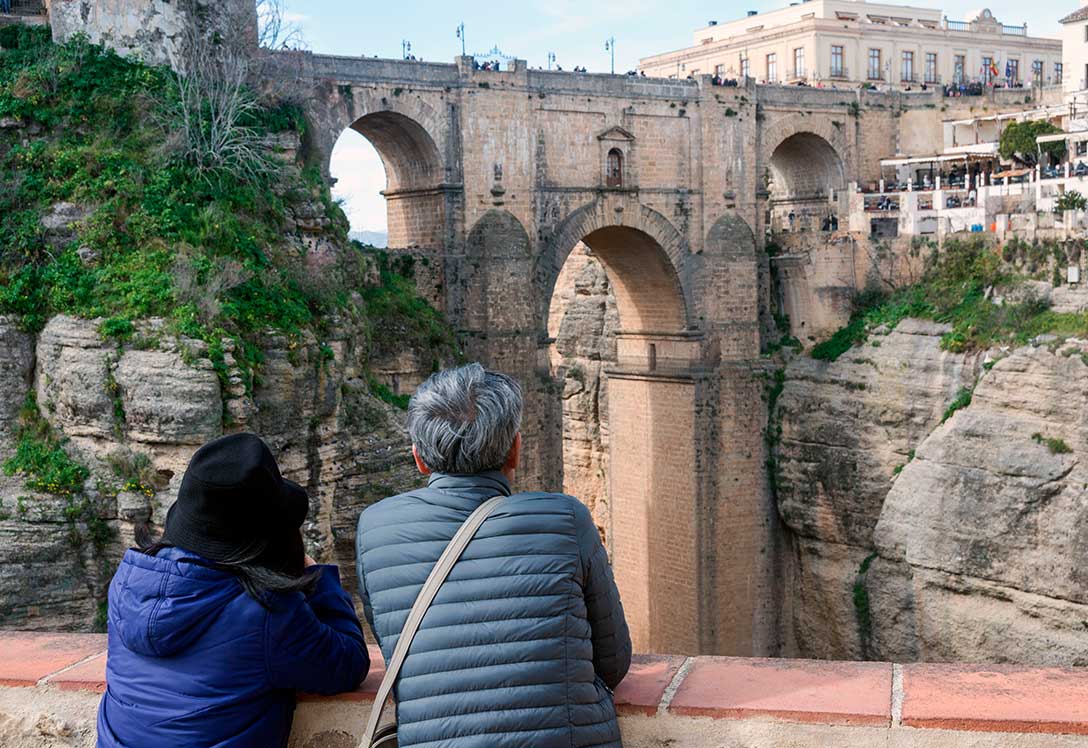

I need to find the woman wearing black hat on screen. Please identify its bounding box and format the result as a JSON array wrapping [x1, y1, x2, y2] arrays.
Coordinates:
[[96, 433, 370, 748]]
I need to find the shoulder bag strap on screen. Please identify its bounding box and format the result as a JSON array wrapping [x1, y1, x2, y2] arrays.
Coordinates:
[[360, 495, 505, 745]]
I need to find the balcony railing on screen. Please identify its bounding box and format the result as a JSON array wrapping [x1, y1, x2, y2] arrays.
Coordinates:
[[1, 0, 46, 15], [787, 67, 807, 81], [946, 20, 970, 31], [1002, 23, 1027, 36], [828, 66, 849, 79]]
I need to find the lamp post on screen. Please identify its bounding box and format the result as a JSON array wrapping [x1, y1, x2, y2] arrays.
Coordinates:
[[402, 40, 412, 60], [605, 36, 615, 75], [456, 23, 465, 56], [547, 51, 556, 70]]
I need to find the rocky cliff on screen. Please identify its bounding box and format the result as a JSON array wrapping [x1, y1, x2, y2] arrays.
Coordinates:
[[0, 312, 421, 631], [776, 318, 1088, 664], [548, 244, 618, 547]]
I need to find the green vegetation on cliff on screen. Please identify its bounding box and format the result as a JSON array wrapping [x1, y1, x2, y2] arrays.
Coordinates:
[[811, 238, 1088, 361], [0, 26, 457, 388]]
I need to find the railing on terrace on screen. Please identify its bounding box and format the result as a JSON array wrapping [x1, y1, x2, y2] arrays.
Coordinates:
[[1, 0, 46, 15], [829, 66, 849, 79], [1002, 23, 1027, 36], [945, 19, 970, 31]]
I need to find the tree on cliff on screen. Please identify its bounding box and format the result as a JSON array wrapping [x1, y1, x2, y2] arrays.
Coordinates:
[[998, 119, 1064, 166]]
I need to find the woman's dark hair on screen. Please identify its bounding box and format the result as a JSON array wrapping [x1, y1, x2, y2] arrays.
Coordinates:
[[134, 523, 319, 608]]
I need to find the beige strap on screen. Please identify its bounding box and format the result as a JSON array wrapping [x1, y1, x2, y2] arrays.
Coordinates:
[[360, 495, 505, 746]]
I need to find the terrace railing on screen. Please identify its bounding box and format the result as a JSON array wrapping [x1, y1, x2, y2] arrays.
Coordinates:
[[1, 0, 46, 15]]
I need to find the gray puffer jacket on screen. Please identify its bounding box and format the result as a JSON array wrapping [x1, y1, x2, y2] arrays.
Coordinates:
[[355, 471, 631, 748]]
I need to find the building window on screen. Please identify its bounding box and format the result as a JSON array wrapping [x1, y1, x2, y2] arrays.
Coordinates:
[[714, 64, 725, 77], [830, 45, 844, 77], [901, 50, 914, 82], [1084, 24, 1088, 42], [1056, 62, 1063, 83], [1007, 59, 1019, 84], [1032, 59, 1043, 81], [982, 56, 994, 83], [793, 47, 805, 78], [606, 149, 623, 187], [954, 54, 966, 83], [868, 48, 882, 79], [740, 54, 750, 78], [924, 52, 937, 83], [766, 52, 777, 82]]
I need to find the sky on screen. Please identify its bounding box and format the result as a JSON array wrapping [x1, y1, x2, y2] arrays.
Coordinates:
[[302, 0, 1073, 234]]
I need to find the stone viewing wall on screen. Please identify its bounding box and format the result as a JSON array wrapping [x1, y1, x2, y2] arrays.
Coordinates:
[[4, 631, 1088, 747]]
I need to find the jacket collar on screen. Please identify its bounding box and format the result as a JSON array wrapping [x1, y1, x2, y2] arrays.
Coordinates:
[[427, 470, 512, 497]]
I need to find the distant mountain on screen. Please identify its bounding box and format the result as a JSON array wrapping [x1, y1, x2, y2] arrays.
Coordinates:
[[350, 230, 387, 248]]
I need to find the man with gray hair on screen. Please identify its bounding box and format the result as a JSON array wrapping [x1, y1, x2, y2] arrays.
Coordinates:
[[355, 363, 631, 748]]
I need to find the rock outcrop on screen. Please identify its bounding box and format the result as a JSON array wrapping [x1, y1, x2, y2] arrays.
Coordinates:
[[871, 339, 1088, 664], [775, 319, 981, 659], [777, 318, 1088, 664], [0, 315, 419, 631], [548, 244, 618, 546]]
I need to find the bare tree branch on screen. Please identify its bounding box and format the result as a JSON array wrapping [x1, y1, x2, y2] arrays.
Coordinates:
[[256, 0, 306, 51]]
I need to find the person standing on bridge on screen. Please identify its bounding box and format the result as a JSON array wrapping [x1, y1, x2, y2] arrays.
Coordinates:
[[356, 363, 631, 747]]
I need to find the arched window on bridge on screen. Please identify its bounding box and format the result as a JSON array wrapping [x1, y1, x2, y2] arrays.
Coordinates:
[[606, 148, 624, 187]]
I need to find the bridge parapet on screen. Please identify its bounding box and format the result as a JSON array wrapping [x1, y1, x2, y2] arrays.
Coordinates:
[[3, 631, 1088, 747]]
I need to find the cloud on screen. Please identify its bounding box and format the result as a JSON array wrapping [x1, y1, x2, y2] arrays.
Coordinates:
[[330, 130, 388, 233]]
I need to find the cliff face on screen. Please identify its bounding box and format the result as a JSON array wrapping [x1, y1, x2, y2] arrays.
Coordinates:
[[0, 314, 420, 631], [776, 320, 1088, 663], [548, 244, 618, 547]]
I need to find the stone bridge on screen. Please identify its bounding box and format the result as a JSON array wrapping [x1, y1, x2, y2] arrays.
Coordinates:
[[47, 0, 961, 657], [276, 52, 921, 657]]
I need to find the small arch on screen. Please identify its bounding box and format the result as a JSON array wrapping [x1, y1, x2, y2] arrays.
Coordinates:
[[768, 132, 845, 201], [335, 110, 446, 249], [461, 210, 535, 333], [606, 149, 624, 187]]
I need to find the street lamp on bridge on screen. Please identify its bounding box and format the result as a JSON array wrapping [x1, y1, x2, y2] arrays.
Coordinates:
[[604, 37, 615, 75], [402, 39, 412, 60]]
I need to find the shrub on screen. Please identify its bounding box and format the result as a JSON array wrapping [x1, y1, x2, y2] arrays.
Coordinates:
[[1032, 432, 1072, 454], [941, 387, 973, 423], [2, 395, 89, 496], [1056, 190, 1088, 213]]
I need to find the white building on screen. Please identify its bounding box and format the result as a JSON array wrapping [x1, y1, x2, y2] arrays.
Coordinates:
[[640, 1, 1062, 89], [1060, 3, 1088, 109]]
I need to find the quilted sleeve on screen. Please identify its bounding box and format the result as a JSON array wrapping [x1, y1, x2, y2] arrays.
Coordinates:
[[574, 500, 632, 689]]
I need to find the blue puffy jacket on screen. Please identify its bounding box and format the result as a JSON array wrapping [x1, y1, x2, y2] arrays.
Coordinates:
[[355, 471, 632, 748], [97, 546, 369, 748]]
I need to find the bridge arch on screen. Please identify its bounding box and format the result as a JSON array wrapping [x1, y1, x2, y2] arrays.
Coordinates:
[[539, 200, 693, 336], [312, 84, 453, 249], [761, 116, 849, 205]]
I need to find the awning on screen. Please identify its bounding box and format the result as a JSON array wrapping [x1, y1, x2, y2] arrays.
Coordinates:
[[1036, 131, 1088, 145], [943, 142, 999, 156], [991, 167, 1032, 179], [880, 148, 993, 167]]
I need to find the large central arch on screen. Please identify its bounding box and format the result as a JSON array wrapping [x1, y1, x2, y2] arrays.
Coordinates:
[[538, 199, 704, 654]]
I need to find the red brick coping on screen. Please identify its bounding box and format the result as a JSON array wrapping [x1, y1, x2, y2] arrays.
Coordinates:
[[4, 631, 1088, 735]]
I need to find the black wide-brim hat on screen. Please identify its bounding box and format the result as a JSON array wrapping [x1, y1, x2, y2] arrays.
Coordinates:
[[165, 433, 309, 563]]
